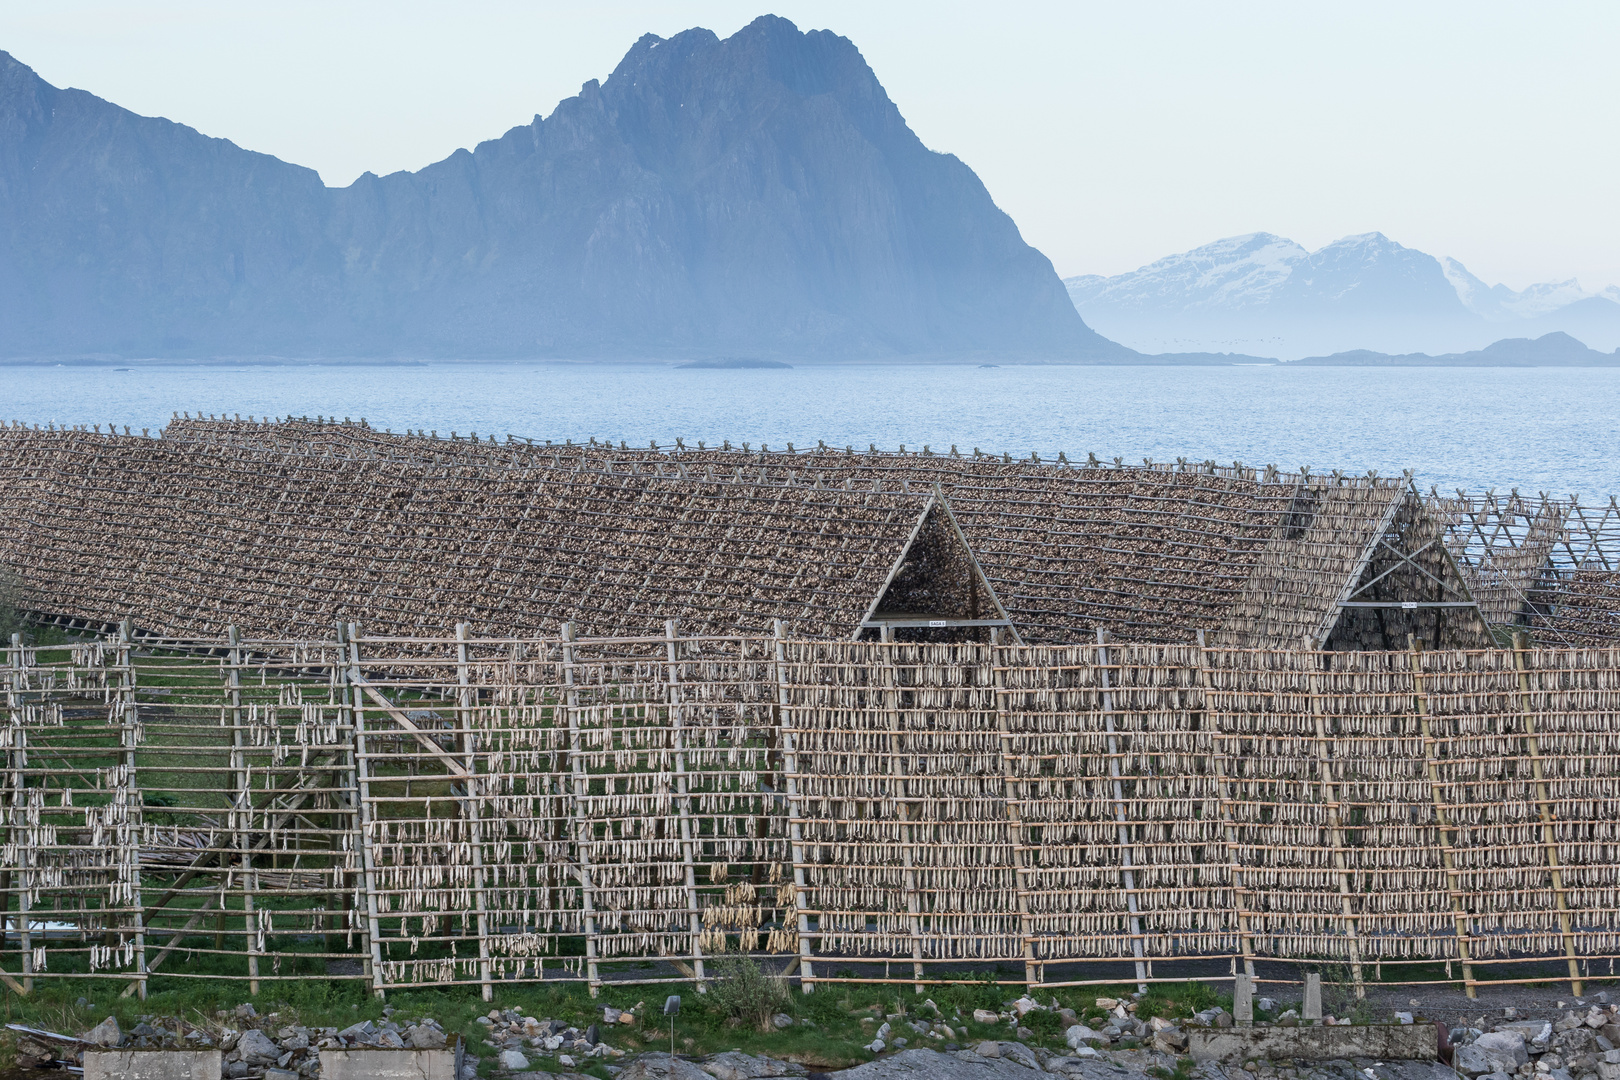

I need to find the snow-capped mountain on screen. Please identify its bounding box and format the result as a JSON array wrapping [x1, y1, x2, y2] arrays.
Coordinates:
[[1067, 233, 1620, 360], [1442, 258, 1620, 320]]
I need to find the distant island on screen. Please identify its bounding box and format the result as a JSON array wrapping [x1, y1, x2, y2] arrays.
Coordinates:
[[1290, 331, 1620, 367]]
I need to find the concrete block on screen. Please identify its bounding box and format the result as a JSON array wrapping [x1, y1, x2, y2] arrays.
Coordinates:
[[1303, 974, 1322, 1021], [319, 1042, 463, 1080], [1233, 974, 1254, 1025], [1187, 1023, 1438, 1064], [84, 1049, 223, 1080]]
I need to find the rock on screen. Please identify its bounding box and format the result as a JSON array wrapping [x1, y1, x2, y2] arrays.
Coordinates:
[[1214, 1013, 1235, 1029], [237, 1004, 259, 1020], [265, 1070, 299, 1080], [620, 1053, 714, 1080], [1460, 1032, 1532, 1076], [376, 1030, 405, 1049], [281, 1030, 311, 1051], [1015, 1027, 1033, 1042], [975, 1042, 1002, 1058], [500, 1048, 532, 1070], [1502, 1022, 1556, 1044], [1592, 1015, 1612, 1031], [773, 1014, 794, 1030], [999, 1043, 1038, 1069], [1397, 1013, 1415, 1025], [893, 1038, 908, 1049], [338, 1021, 377, 1043], [236, 1029, 280, 1065], [845, 1048, 1073, 1080], [1066, 1024, 1104, 1049], [587, 1024, 601, 1046], [83, 1017, 123, 1048], [622, 1013, 639, 1026], [409, 1024, 447, 1049], [604, 1008, 623, 1024], [867, 1040, 886, 1053], [1013, 997, 1039, 1017], [559, 1054, 576, 1067], [974, 1010, 1001, 1024], [700, 1051, 807, 1080], [1058, 1009, 1079, 1028], [1155, 1028, 1188, 1052]]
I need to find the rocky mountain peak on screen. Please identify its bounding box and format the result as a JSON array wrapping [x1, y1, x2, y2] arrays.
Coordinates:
[[0, 22, 1115, 360]]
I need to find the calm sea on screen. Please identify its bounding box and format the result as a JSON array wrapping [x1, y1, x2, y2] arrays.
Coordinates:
[[3, 361, 1616, 498]]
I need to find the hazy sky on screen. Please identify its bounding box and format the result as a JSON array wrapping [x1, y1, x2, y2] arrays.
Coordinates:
[[4, 2, 1617, 289]]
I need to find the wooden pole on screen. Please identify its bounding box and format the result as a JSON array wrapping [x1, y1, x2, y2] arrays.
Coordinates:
[[1512, 632, 1584, 996], [343, 623, 387, 998], [663, 621, 707, 989], [332, 623, 366, 985], [227, 625, 259, 996], [879, 626, 926, 994], [1096, 629, 1148, 993], [118, 620, 148, 1000], [1406, 636, 1478, 998], [1302, 643, 1365, 998], [992, 640, 1039, 988], [8, 633, 32, 994], [455, 623, 495, 1002], [559, 622, 602, 996], [772, 620, 818, 993], [1195, 631, 1256, 978]]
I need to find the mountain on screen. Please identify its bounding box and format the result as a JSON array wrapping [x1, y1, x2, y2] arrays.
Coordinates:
[[0, 18, 1125, 361], [1068, 233, 1620, 360], [1292, 331, 1620, 366]]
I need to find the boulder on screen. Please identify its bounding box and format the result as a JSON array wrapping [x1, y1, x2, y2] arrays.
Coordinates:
[[337, 1021, 376, 1043], [840, 1048, 1096, 1080], [1065, 1026, 1105, 1050], [499, 1049, 531, 1071], [1500, 1021, 1555, 1045], [700, 1051, 806, 1080], [83, 1017, 124, 1048], [408, 1025, 448, 1050], [998, 1043, 1039, 1069], [619, 1053, 716, 1080], [975, 1042, 1001, 1058], [237, 1030, 281, 1066], [1457, 1032, 1530, 1076], [973, 1010, 1000, 1024]]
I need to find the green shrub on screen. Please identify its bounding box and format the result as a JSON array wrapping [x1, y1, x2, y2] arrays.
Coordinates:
[[704, 953, 788, 1032]]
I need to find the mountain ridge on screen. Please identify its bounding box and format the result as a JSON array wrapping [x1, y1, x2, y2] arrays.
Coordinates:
[[1066, 232, 1620, 359], [0, 19, 1127, 361]]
